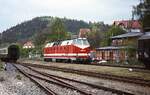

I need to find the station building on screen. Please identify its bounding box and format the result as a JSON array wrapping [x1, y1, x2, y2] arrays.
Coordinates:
[[95, 20, 150, 62], [96, 32, 143, 62]]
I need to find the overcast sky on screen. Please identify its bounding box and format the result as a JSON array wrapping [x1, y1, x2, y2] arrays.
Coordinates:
[[0, 0, 140, 32]]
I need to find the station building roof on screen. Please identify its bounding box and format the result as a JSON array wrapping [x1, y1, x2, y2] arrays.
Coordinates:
[[96, 46, 126, 50], [139, 32, 150, 40], [111, 32, 143, 39], [96, 46, 135, 50]]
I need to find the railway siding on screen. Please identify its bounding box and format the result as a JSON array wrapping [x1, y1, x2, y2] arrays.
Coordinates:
[[20, 60, 150, 81], [29, 66, 150, 95], [14, 63, 133, 95]]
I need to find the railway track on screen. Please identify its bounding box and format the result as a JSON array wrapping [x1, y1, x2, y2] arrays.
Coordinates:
[[17, 62, 150, 87], [13, 64, 57, 95], [13, 64, 90, 95], [13, 63, 133, 95]]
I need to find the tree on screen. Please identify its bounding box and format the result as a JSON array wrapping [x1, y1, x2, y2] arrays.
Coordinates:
[[51, 18, 68, 41], [33, 18, 72, 48], [134, 0, 150, 32], [87, 23, 104, 49], [101, 26, 126, 46], [33, 32, 48, 46], [86, 22, 110, 49]]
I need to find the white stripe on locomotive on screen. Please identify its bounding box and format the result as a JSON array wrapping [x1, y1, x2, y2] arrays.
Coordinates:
[[44, 53, 88, 56]]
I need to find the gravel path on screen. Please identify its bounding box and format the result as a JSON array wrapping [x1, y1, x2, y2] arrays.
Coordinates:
[[30, 66, 150, 95], [0, 63, 47, 95]]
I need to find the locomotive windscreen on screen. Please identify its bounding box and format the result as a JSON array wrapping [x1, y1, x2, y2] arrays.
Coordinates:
[[73, 38, 90, 46]]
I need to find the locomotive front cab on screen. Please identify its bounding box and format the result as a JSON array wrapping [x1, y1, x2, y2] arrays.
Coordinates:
[[73, 38, 90, 49], [72, 38, 91, 63]]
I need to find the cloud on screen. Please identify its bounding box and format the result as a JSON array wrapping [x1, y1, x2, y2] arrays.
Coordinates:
[[0, 0, 139, 32]]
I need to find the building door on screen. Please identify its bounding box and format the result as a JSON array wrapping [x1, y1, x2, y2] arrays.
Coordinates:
[[110, 51, 113, 61], [102, 51, 105, 60]]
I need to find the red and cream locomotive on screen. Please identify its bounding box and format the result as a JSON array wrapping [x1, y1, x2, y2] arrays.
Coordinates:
[[43, 38, 91, 63]]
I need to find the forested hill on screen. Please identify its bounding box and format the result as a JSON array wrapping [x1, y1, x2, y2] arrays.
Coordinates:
[[1, 16, 90, 43]]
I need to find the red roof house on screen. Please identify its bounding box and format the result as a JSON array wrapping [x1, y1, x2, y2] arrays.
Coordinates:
[[78, 28, 91, 38], [113, 20, 142, 30]]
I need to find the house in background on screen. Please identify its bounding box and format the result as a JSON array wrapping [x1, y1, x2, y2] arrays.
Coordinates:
[[78, 28, 91, 38], [113, 20, 142, 32], [23, 41, 35, 49]]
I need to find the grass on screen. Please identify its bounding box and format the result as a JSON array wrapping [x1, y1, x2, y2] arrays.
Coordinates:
[[104, 60, 145, 67], [49, 62, 150, 80]]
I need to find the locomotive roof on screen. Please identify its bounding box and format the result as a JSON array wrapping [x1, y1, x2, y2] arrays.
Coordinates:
[[45, 42, 55, 47], [45, 40, 72, 47], [44, 38, 88, 47], [61, 40, 73, 46]]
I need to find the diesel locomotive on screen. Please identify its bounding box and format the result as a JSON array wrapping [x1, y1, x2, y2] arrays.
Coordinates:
[[43, 38, 91, 63]]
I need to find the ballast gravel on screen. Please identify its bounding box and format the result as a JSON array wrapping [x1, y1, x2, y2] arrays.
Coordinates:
[[0, 63, 47, 95], [16, 65, 83, 95]]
